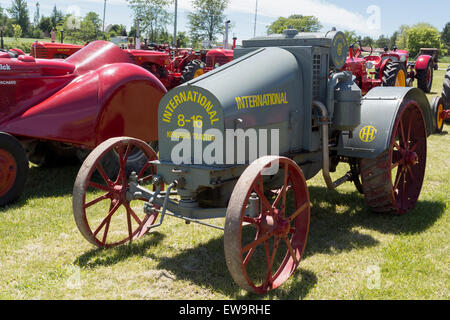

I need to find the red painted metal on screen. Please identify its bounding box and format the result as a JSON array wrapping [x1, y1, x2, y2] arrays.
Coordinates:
[[204, 49, 234, 72], [361, 101, 427, 214], [0, 149, 17, 197], [30, 41, 84, 59], [0, 41, 166, 149], [73, 137, 160, 248], [224, 156, 310, 294], [414, 54, 432, 70]]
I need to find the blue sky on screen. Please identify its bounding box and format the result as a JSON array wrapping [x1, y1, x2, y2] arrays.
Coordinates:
[[0, 0, 448, 42]]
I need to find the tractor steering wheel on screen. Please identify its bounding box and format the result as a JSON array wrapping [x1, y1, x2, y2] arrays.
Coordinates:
[[350, 41, 362, 58]]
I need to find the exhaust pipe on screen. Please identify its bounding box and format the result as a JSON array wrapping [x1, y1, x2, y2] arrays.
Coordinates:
[[313, 100, 351, 190]]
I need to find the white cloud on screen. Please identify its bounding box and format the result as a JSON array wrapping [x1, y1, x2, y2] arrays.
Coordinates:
[[178, 0, 381, 37]]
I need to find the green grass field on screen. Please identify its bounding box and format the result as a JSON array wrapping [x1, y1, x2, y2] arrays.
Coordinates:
[[0, 64, 448, 300]]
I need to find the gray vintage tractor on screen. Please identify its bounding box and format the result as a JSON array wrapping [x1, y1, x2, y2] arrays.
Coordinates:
[[71, 29, 433, 294]]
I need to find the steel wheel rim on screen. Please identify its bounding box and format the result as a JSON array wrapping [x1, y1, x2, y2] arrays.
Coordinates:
[[0, 150, 17, 198], [225, 157, 310, 294], [390, 102, 427, 214], [73, 138, 159, 248]]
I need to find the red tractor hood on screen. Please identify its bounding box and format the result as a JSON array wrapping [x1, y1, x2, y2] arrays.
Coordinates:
[[0, 55, 75, 77], [67, 41, 134, 76]]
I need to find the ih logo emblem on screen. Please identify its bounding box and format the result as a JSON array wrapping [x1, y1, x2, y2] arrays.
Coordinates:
[[359, 126, 378, 143]]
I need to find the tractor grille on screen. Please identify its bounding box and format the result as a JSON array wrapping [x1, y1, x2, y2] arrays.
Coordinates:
[[312, 54, 321, 100], [31, 47, 47, 58]]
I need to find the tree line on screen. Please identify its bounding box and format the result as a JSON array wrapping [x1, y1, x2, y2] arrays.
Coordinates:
[[0, 0, 449, 57]]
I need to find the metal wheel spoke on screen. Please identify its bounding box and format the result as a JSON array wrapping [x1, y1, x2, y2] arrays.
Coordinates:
[[101, 216, 111, 244], [137, 162, 151, 179], [122, 143, 132, 165], [126, 207, 133, 240], [243, 216, 258, 225], [410, 138, 425, 152], [393, 167, 405, 191], [242, 231, 275, 253], [96, 163, 113, 187], [125, 202, 143, 225], [407, 112, 413, 144], [265, 236, 280, 286], [399, 118, 407, 147], [253, 177, 273, 214], [283, 235, 298, 264], [88, 181, 109, 192], [84, 192, 111, 209], [243, 230, 260, 267], [288, 202, 309, 222], [407, 166, 415, 183], [93, 200, 121, 237]]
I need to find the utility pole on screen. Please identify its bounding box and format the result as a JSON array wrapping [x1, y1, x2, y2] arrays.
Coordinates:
[[253, 0, 258, 37], [102, 0, 107, 38], [173, 0, 178, 48]]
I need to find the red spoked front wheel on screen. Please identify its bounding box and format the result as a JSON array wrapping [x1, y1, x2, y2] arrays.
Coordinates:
[[73, 137, 160, 248], [224, 156, 310, 294], [361, 101, 427, 214]]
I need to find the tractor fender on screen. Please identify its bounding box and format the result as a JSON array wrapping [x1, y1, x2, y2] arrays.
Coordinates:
[[94, 63, 167, 145], [1, 63, 166, 149], [337, 87, 432, 159], [414, 55, 432, 71], [1, 71, 101, 146]]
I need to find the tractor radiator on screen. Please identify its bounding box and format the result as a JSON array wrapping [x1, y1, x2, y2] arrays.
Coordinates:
[[312, 54, 321, 100]]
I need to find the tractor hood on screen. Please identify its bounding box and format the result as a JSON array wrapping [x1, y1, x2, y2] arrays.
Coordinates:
[[66, 40, 134, 76], [158, 47, 302, 164], [0, 55, 75, 77]]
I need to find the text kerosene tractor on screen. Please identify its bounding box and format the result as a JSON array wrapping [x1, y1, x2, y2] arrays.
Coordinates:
[[72, 29, 433, 294]]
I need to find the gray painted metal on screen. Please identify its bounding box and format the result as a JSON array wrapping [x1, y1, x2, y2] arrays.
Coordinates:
[[337, 86, 432, 159], [155, 28, 431, 208]]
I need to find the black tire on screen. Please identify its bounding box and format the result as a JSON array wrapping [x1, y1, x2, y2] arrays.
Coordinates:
[[442, 66, 450, 111], [417, 60, 433, 93], [0, 133, 29, 206], [430, 96, 445, 133], [382, 61, 407, 87], [100, 141, 158, 179], [181, 59, 205, 83]]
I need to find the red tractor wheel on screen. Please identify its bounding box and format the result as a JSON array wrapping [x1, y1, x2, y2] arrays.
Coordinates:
[[73, 137, 160, 248], [417, 60, 434, 93], [382, 61, 407, 87], [0, 133, 29, 206], [224, 156, 310, 294], [360, 101, 427, 214], [430, 96, 445, 133]]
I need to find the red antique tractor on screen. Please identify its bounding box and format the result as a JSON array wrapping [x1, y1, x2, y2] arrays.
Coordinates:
[[0, 41, 167, 206], [431, 66, 450, 133], [30, 41, 84, 59], [343, 41, 436, 94]]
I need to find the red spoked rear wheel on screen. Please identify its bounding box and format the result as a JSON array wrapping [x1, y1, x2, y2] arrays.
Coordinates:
[[225, 156, 310, 294], [361, 101, 427, 214], [73, 137, 160, 248]]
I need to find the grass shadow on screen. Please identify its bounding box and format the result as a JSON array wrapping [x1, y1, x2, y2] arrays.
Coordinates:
[[74, 232, 165, 268], [0, 164, 81, 213], [66, 182, 445, 299]]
